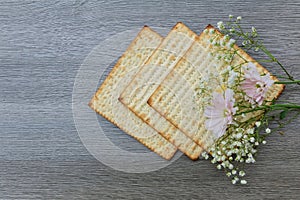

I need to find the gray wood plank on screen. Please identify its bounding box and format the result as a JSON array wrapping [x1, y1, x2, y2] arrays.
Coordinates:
[[0, 0, 299, 199]]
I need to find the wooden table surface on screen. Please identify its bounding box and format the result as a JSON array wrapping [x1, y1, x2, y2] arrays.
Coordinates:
[[1, 0, 299, 199]]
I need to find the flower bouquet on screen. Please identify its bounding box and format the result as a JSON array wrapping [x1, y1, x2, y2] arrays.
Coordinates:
[[200, 15, 300, 184]]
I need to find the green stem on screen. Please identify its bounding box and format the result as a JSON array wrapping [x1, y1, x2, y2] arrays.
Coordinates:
[[271, 104, 300, 109], [275, 80, 300, 84], [236, 104, 300, 116], [259, 46, 300, 85], [276, 76, 292, 80], [257, 59, 274, 63]]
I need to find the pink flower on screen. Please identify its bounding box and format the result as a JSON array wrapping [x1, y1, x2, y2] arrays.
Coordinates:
[[204, 89, 237, 138], [241, 62, 274, 105]]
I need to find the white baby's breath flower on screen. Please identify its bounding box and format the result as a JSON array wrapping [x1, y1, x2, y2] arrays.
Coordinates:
[[262, 140, 267, 144], [232, 170, 237, 175], [235, 133, 243, 139], [209, 29, 215, 34], [227, 65, 233, 71], [242, 40, 248, 46], [224, 160, 230, 166], [255, 142, 259, 146], [201, 151, 210, 160], [221, 162, 226, 167], [251, 149, 257, 154], [221, 140, 227, 145], [252, 27, 258, 37], [239, 171, 246, 177], [224, 34, 230, 41], [266, 128, 271, 134], [227, 150, 232, 156], [211, 152, 216, 158], [220, 39, 226, 47], [228, 70, 238, 86], [232, 179, 237, 184], [229, 14, 233, 19], [247, 128, 255, 134], [227, 39, 236, 48], [255, 121, 261, 127], [221, 155, 226, 161], [217, 164, 222, 170], [217, 21, 225, 30], [237, 16, 242, 21], [240, 180, 247, 184]]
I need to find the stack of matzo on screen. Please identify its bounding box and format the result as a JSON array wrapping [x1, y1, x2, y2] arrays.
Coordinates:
[[89, 23, 284, 160]]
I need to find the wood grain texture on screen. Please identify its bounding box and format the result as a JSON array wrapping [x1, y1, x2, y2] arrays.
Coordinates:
[[0, 0, 299, 199]]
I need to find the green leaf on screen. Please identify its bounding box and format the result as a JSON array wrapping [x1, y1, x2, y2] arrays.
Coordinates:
[[279, 110, 287, 120]]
